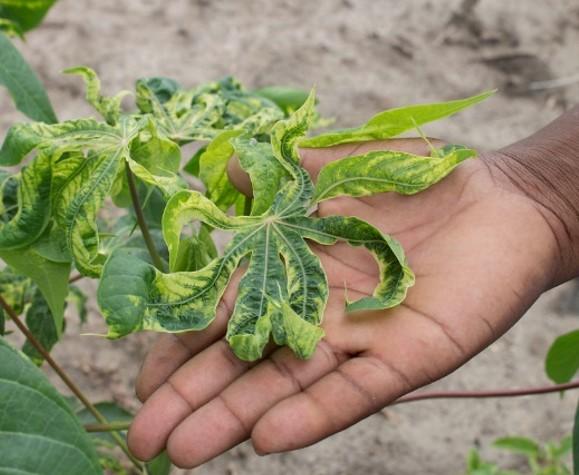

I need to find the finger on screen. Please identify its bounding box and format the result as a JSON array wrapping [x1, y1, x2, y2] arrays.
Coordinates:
[[135, 270, 244, 402], [165, 342, 345, 468], [128, 339, 254, 461], [227, 138, 445, 197], [251, 355, 409, 454]]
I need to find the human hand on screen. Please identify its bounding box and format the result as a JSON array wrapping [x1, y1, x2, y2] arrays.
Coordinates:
[[127, 137, 563, 468]]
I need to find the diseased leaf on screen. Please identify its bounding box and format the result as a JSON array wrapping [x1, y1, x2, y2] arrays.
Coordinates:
[[98, 91, 420, 361], [313, 144, 475, 202], [22, 287, 60, 365], [0, 244, 70, 335], [232, 135, 290, 215], [136, 75, 284, 145], [0, 267, 32, 315], [0, 31, 57, 122], [546, 330, 579, 384], [0, 151, 53, 249], [198, 129, 244, 210], [0, 336, 102, 475], [300, 90, 494, 148], [0, 116, 179, 276], [64, 66, 129, 125]]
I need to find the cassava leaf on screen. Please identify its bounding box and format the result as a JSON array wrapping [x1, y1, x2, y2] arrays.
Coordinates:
[[64, 66, 129, 125], [313, 144, 476, 202], [300, 90, 494, 148], [0, 31, 57, 122], [493, 436, 540, 457], [198, 129, 244, 210], [0, 0, 57, 33], [68, 284, 88, 324], [546, 330, 579, 384], [0, 151, 53, 249], [0, 267, 31, 315], [22, 287, 61, 365], [232, 135, 290, 215], [254, 86, 309, 115], [0, 336, 102, 475], [98, 91, 419, 361], [0, 18, 23, 38], [136, 75, 284, 145], [0, 244, 70, 335], [0, 115, 180, 276]]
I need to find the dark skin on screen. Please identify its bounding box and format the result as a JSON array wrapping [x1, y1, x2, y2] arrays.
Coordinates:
[[127, 109, 579, 468]]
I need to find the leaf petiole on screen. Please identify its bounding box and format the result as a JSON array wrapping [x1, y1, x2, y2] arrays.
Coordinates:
[[126, 165, 166, 271]]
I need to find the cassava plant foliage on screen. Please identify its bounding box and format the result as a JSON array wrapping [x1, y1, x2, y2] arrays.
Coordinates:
[[1, 17, 578, 471]]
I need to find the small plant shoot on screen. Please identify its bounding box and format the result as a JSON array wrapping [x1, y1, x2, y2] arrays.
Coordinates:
[[0, 66, 492, 363], [96, 89, 488, 361]]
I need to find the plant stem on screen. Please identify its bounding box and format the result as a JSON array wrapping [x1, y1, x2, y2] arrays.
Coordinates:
[[393, 379, 579, 405], [243, 196, 253, 215], [126, 166, 165, 271], [0, 295, 143, 470], [68, 273, 83, 284], [85, 421, 131, 433]]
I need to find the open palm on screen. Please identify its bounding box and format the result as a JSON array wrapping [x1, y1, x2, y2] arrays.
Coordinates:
[[128, 138, 558, 468]]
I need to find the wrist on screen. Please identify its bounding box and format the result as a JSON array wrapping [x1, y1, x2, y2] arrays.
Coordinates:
[[484, 106, 579, 284]]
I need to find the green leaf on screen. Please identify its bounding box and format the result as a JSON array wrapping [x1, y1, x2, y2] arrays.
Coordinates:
[[0, 31, 57, 122], [22, 287, 60, 365], [0, 336, 102, 475], [0, 244, 70, 335], [198, 129, 243, 210], [98, 90, 415, 361], [136, 75, 283, 144], [232, 135, 290, 215], [0, 0, 57, 33], [0, 116, 180, 276], [493, 436, 540, 456], [0, 152, 53, 250], [254, 86, 310, 115], [146, 452, 172, 475], [68, 284, 88, 324], [300, 90, 494, 148], [135, 78, 224, 143], [184, 145, 206, 176], [64, 66, 129, 125], [313, 144, 476, 202], [546, 330, 579, 384], [0, 308, 4, 335]]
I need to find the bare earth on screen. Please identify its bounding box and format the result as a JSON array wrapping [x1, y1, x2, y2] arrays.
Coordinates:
[[2, 1, 579, 473]]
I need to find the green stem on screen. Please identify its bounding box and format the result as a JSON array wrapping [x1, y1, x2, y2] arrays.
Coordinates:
[[0, 295, 143, 471], [126, 166, 165, 271], [84, 421, 131, 433]]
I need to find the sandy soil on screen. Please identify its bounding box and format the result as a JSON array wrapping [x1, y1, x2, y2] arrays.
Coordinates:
[[2, 0, 579, 473]]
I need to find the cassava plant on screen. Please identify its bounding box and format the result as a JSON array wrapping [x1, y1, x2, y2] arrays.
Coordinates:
[[1, 15, 578, 471]]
